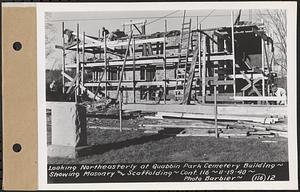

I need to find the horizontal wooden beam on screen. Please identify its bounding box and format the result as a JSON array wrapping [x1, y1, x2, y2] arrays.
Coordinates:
[[140, 124, 223, 129], [228, 73, 266, 79], [211, 80, 234, 86], [232, 96, 287, 101], [82, 81, 175, 87], [123, 103, 287, 117], [62, 72, 101, 100], [68, 37, 164, 50], [159, 112, 278, 124], [65, 54, 233, 68]]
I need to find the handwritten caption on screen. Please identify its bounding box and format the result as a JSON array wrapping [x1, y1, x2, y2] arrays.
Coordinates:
[[48, 162, 288, 183]]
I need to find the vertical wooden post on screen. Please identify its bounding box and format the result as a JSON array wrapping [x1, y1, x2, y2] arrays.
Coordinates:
[[104, 34, 107, 97], [81, 32, 85, 94], [214, 85, 218, 138], [201, 35, 206, 103], [163, 20, 167, 104], [98, 29, 101, 61], [261, 35, 265, 97], [132, 38, 136, 103], [198, 25, 201, 100], [130, 23, 133, 33], [119, 88, 123, 132], [231, 11, 236, 97], [62, 22, 66, 95], [75, 23, 80, 103], [211, 34, 215, 53]]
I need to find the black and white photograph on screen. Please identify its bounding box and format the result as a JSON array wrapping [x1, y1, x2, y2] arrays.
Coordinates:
[[38, 2, 297, 190]]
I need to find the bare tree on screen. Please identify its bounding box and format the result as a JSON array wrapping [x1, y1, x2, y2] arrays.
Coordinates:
[[259, 10, 287, 76], [45, 13, 60, 70]]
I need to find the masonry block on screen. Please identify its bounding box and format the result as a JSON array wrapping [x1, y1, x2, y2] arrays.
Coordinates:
[[48, 102, 88, 158]]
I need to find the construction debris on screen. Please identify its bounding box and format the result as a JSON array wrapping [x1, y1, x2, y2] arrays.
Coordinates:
[[139, 113, 287, 138]]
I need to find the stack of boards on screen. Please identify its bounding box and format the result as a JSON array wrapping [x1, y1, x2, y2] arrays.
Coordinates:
[[141, 115, 287, 138]]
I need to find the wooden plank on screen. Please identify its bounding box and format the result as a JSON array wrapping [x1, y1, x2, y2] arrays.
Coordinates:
[[160, 112, 278, 124], [65, 54, 234, 68], [248, 131, 273, 135], [123, 103, 287, 117], [62, 72, 101, 100], [69, 37, 164, 49], [176, 133, 215, 137], [89, 126, 136, 130], [233, 96, 287, 101], [84, 81, 175, 87], [140, 124, 217, 129], [211, 80, 234, 86], [219, 133, 248, 137], [66, 73, 80, 94], [228, 73, 267, 79]]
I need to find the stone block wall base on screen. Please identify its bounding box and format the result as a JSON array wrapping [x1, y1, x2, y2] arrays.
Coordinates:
[[48, 145, 91, 159]]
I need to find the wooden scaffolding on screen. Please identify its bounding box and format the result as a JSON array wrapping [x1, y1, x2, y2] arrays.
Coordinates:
[[56, 11, 284, 105]]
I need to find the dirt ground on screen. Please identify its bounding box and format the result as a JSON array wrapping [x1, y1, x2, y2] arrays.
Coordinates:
[[47, 113, 288, 164]]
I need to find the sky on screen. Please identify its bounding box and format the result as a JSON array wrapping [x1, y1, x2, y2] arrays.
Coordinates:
[[44, 9, 271, 70], [46, 9, 264, 37]]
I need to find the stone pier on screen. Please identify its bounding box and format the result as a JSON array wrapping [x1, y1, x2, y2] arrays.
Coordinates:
[[47, 102, 89, 158]]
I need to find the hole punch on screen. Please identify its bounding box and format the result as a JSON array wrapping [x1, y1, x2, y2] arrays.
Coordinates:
[[12, 143, 22, 152], [13, 42, 22, 51]]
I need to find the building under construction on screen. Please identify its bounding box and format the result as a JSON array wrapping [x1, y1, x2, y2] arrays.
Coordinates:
[[56, 11, 285, 106]]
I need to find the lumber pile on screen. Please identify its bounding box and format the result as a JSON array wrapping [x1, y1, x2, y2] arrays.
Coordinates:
[[147, 111, 280, 124], [141, 114, 288, 138]]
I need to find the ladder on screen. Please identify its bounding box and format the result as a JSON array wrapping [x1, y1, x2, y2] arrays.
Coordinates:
[[174, 11, 192, 100], [181, 44, 199, 104]]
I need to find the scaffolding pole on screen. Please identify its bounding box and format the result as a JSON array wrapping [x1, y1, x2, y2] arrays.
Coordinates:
[[62, 22, 66, 94], [231, 11, 236, 97], [75, 23, 80, 103], [119, 88, 123, 132], [81, 32, 85, 94], [98, 29, 101, 61], [214, 85, 218, 138], [261, 39, 265, 97], [104, 34, 108, 97], [133, 38, 136, 103], [201, 35, 206, 103], [261, 21, 265, 98], [163, 20, 167, 104]]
